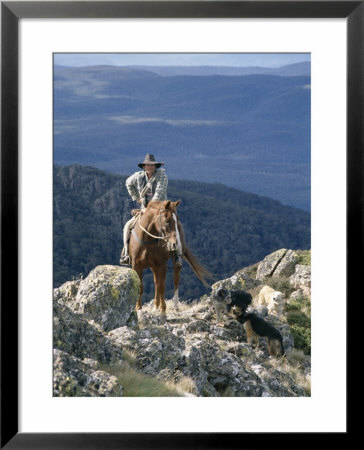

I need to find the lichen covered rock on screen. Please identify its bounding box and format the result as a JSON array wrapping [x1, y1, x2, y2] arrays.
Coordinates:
[[256, 248, 287, 279], [53, 300, 123, 363], [53, 349, 123, 397], [289, 264, 311, 297], [62, 265, 140, 331], [107, 297, 305, 397], [212, 270, 261, 292], [272, 249, 298, 278], [53, 255, 310, 398]]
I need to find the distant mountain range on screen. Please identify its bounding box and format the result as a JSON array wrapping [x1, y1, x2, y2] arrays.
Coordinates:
[[122, 62, 311, 77], [54, 63, 311, 211], [54, 165, 311, 300]]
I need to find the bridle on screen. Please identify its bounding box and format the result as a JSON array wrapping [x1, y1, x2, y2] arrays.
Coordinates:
[[132, 208, 172, 246]]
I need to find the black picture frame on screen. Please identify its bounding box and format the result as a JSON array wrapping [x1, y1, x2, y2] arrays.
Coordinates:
[[1, 1, 358, 448]]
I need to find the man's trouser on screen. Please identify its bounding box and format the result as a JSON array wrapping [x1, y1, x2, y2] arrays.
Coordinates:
[[121, 217, 137, 258]]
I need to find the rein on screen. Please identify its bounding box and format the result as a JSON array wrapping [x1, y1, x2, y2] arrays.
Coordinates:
[[131, 228, 159, 246], [132, 208, 169, 246]]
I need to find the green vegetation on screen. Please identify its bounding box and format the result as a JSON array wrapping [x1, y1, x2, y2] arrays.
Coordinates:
[[268, 278, 296, 298], [296, 249, 311, 266], [284, 296, 311, 355], [257, 272, 311, 356]]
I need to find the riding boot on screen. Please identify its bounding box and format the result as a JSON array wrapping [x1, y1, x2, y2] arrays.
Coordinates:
[[119, 246, 130, 266], [173, 251, 183, 267], [175, 256, 183, 267]]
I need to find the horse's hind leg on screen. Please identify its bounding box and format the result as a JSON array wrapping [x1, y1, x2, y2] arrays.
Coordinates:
[[172, 265, 182, 310]]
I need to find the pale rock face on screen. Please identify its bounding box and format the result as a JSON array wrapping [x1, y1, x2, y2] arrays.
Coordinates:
[[57, 265, 140, 332], [212, 270, 261, 292], [289, 264, 311, 297], [256, 248, 287, 280], [53, 300, 123, 364], [272, 249, 298, 278], [253, 249, 311, 298], [53, 349, 123, 397]]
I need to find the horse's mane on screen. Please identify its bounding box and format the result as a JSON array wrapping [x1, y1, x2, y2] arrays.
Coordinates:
[[147, 200, 170, 208], [146, 200, 176, 212]]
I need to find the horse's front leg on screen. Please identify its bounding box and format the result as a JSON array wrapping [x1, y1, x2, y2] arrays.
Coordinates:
[[133, 265, 144, 311], [155, 264, 167, 315], [172, 265, 182, 310], [151, 268, 160, 310]]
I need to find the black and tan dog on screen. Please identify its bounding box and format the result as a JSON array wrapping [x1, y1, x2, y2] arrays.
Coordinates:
[[241, 313, 285, 357], [210, 287, 252, 323], [211, 287, 284, 357]]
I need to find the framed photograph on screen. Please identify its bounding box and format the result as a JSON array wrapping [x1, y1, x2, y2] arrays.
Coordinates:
[[2, 1, 358, 448]]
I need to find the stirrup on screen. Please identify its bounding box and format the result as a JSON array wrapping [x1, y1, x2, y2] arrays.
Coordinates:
[[119, 255, 130, 266], [174, 255, 183, 267]]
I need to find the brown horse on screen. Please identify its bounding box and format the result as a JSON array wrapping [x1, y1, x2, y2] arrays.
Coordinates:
[[129, 200, 211, 314]]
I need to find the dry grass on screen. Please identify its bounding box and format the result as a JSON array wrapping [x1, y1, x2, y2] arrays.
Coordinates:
[[101, 350, 182, 397], [286, 348, 306, 365], [166, 376, 196, 397], [266, 350, 311, 396]]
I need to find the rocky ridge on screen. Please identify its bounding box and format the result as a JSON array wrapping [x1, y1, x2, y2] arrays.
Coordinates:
[[53, 249, 311, 397]]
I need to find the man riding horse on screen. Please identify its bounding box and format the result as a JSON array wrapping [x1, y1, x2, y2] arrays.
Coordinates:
[[120, 154, 184, 267]]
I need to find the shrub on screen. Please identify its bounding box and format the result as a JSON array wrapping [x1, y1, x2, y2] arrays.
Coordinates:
[[267, 277, 295, 298], [296, 249, 311, 266], [284, 296, 311, 355]]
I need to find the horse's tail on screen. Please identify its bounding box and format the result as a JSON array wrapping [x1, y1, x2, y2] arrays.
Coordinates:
[[183, 245, 212, 288]]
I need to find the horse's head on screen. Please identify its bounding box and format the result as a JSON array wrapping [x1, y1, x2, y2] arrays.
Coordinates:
[[148, 200, 181, 251]]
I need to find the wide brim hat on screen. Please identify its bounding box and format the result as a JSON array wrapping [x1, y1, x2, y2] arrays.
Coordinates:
[[138, 154, 164, 169]]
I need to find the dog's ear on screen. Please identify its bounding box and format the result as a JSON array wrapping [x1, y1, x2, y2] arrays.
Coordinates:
[[216, 287, 224, 298]]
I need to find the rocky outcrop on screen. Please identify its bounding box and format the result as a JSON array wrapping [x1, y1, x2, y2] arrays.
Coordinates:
[[53, 300, 123, 363], [256, 248, 287, 279], [252, 248, 311, 301], [256, 248, 298, 280], [107, 298, 304, 397], [212, 269, 261, 292], [53, 252, 311, 398], [273, 249, 298, 278], [289, 264, 311, 298], [53, 349, 123, 397], [53, 265, 141, 396], [56, 265, 140, 332]]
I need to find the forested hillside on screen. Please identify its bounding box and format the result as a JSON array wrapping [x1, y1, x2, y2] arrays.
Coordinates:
[[54, 165, 310, 300]]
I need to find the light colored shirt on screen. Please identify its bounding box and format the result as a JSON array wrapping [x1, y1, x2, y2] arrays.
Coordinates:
[[125, 168, 168, 204]]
